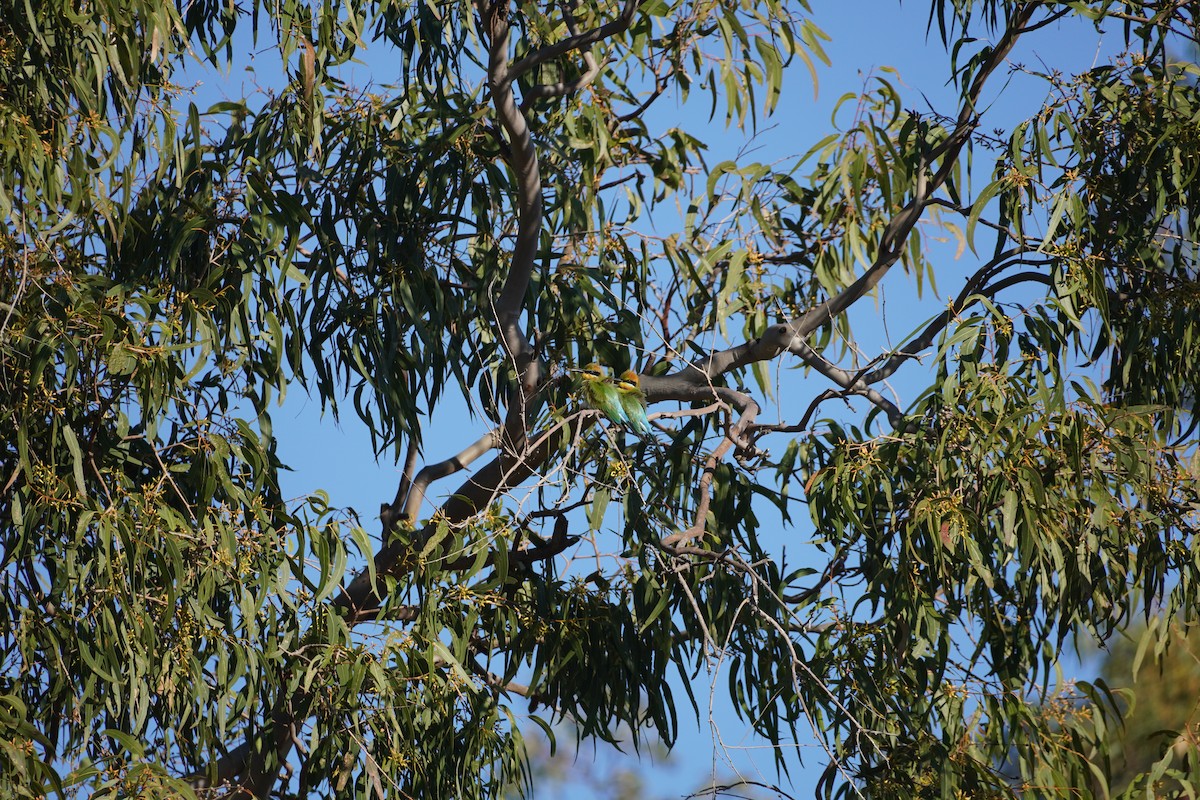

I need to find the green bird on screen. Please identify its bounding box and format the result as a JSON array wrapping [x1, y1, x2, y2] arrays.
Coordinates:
[[578, 364, 629, 425], [615, 370, 652, 435]]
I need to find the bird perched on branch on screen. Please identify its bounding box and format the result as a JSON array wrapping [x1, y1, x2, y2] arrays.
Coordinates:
[[615, 370, 651, 435], [578, 364, 629, 425]]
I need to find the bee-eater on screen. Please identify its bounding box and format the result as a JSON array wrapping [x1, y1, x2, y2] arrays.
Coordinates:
[[614, 370, 651, 435], [578, 364, 629, 425]]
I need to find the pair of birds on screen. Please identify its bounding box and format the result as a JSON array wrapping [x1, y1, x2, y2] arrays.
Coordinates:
[[578, 364, 651, 435]]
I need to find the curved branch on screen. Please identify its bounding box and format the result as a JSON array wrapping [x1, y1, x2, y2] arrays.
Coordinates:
[[444, 509, 579, 571], [661, 388, 760, 548], [521, 0, 608, 106], [861, 264, 1051, 385], [521, 55, 607, 105], [924, 196, 1030, 245], [784, 546, 849, 606], [617, 75, 668, 123], [484, 0, 648, 443], [777, 264, 1053, 437], [380, 429, 423, 534], [481, 0, 544, 445], [788, 341, 904, 428], [506, 0, 643, 84], [652, 6, 1041, 419], [340, 427, 567, 621], [402, 428, 502, 522], [744, 262, 1053, 434]]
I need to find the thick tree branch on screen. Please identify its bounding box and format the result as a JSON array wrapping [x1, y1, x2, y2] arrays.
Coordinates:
[[340, 429, 568, 622], [481, 0, 544, 447], [638, 376, 759, 410], [401, 428, 502, 523], [224, 704, 301, 800], [521, 0, 607, 106], [506, 0, 643, 84], [483, 0, 648, 447], [380, 430, 423, 533]]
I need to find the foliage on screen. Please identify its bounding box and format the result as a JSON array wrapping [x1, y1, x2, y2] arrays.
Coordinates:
[[1092, 618, 1200, 796], [2, 0, 1200, 798]]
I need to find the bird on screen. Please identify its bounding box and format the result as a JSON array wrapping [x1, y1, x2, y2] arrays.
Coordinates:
[[614, 369, 651, 435], [578, 363, 629, 425]]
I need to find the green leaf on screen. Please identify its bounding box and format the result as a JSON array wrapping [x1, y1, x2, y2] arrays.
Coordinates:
[[60, 424, 87, 497], [587, 487, 610, 532]]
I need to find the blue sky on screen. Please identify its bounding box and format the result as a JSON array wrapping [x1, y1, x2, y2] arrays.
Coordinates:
[[183, 2, 1130, 796]]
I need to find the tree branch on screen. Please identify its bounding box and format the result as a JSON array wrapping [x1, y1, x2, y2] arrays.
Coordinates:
[[647, 5, 1041, 421], [380, 429, 423, 534], [443, 509, 579, 571], [520, 0, 608, 107], [661, 388, 760, 548], [402, 429, 502, 523], [506, 0, 644, 85], [788, 341, 904, 428], [860, 264, 1051, 385], [204, 417, 570, 795], [480, 0, 544, 448]]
